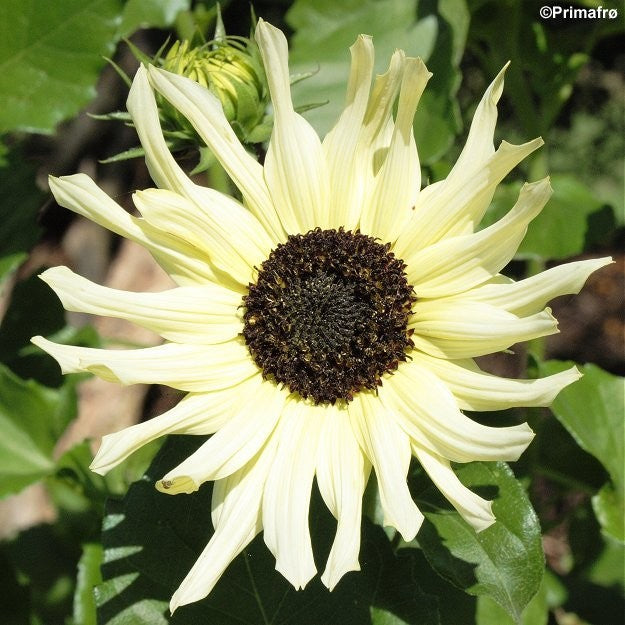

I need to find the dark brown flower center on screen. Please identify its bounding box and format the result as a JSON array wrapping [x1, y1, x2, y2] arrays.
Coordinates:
[[242, 228, 415, 404]]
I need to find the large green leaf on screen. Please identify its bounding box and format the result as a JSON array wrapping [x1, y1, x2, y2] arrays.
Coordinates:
[[0, 363, 77, 497], [0, 0, 123, 134], [417, 462, 544, 623], [97, 436, 440, 625], [286, 0, 467, 164], [539, 361, 625, 542], [538, 362, 624, 495]]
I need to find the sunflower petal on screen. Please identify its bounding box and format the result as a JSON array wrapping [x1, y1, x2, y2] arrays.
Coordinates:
[[461, 257, 614, 316], [360, 57, 431, 242], [146, 66, 284, 242], [256, 20, 328, 232], [40, 266, 242, 344], [322, 34, 375, 230], [409, 300, 558, 359], [31, 336, 256, 392], [317, 404, 371, 589], [128, 66, 206, 203], [90, 383, 252, 475], [413, 444, 495, 531], [262, 400, 320, 589], [410, 352, 581, 412], [156, 378, 285, 492], [349, 393, 423, 540], [170, 431, 279, 612], [381, 361, 535, 463], [133, 187, 272, 286], [395, 138, 543, 256], [447, 64, 508, 179], [405, 178, 552, 296], [48, 174, 215, 285]]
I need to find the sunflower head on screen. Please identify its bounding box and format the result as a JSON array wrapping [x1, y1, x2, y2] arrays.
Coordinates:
[[31, 17, 612, 614]]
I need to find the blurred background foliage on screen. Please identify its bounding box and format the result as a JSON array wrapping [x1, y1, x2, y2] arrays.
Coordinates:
[[0, 0, 623, 624]]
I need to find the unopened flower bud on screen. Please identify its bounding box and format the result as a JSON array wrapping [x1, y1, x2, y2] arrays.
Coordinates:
[[163, 37, 269, 143]]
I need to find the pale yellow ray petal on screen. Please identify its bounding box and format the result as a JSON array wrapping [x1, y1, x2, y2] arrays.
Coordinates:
[[349, 393, 423, 541], [90, 380, 258, 474], [156, 378, 286, 493], [405, 178, 552, 296], [31, 336, 257, 392], [409, 300, 557, 359], [128, 65, 205, 201], [146, 66, 285, 242], [360, 57, 431, 242], [412, 444, 495, 532], [48, 174, 216, 286], [380, 361, 535, 463], [256, 20, 329, 232], [341, 50, 405, 231], [262, 399, 320, 589], [317, 403, 371, 590], [170, 430, 280, 612], [322, 35, 375, 229], [133, 187, 272, 286], [409, 352, 581, 412], [447, 64, 508, 180], [40, 266, 242, 345], [395, 138, 543, 256], [460, 257, 614, 316]]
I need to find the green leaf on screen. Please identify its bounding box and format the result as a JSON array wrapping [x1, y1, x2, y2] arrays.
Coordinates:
[[538, 362, 624, 495], [0, 363, 78, 497], [73, 543, 103, 625], [0, 0, 123, 134], [97, 436, 440, 625], [417, 462, 544, 623], [286, 0, 439, 137], [476, 571, 549, 625], [0, 151, 45, 288], [120, 0, 191, 37]]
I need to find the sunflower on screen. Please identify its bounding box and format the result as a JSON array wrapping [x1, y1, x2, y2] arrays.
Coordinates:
[[32, 20, 610, 611]]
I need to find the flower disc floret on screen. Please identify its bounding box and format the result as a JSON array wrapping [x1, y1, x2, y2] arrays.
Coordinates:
[[243, 228, 416, 404]]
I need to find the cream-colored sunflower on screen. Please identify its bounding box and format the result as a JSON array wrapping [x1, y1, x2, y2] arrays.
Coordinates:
[[32, 20, 610, 611]]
